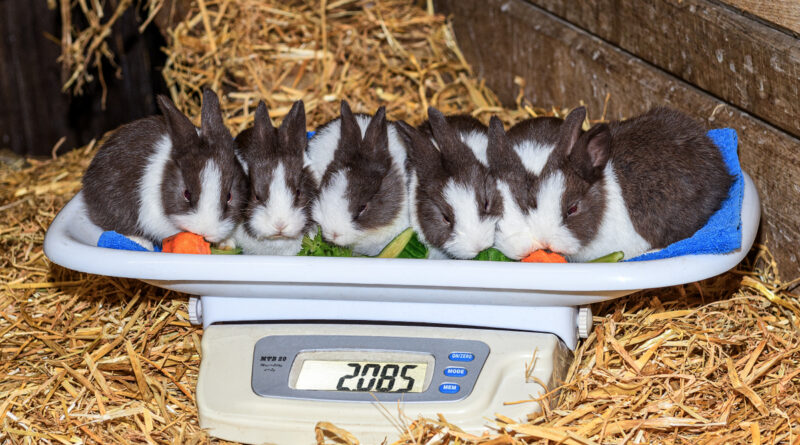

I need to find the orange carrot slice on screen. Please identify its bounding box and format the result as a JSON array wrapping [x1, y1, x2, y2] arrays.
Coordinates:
[[162, 232, 211, 254], [521, 250, 567, 263]]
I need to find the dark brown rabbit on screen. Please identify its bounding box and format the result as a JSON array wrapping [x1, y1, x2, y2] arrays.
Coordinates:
[[487, 106, 733, 261], [397, 108, 502, 259], [232, 100, 317, 255], [82, 89, 246, 250]]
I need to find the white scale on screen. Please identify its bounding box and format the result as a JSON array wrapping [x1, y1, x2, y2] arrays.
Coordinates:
[[44, 173, 759, 445]]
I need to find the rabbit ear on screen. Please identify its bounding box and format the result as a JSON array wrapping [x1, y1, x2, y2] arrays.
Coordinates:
[[157, 94, 198, 145], [278, 100, 307, 156], [362, 106, 388, 156], [200, 88, 234, 146], [487, 116, 522, 174], [253, 100, 276, 149], [569, 123, 611, 181], [338, 100, 362, 151], [427, 107, 468, 160], [396, 120, 442, 177], [557, 106, 587, 158]]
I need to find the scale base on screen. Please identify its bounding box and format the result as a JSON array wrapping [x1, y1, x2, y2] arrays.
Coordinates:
[[198, 323, 571, 445]]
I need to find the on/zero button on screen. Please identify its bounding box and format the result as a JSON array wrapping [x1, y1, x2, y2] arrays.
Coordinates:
[[448, 352, 474, 362]]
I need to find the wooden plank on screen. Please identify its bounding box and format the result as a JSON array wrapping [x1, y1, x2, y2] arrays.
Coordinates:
[[720, 0, 800, 36], [0, 1, 165, 157], [435, 0, 800, 277], [516, 0, 800, 141]]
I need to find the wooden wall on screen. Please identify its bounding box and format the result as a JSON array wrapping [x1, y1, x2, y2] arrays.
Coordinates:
[[435, 0, 800, 277], [0, 0, 167, 158]]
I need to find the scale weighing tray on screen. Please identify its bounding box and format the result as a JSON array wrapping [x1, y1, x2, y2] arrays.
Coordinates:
[[43, 173, 760, 444]]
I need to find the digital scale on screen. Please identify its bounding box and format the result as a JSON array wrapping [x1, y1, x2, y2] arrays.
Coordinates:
[[44, 173, 759, 444]]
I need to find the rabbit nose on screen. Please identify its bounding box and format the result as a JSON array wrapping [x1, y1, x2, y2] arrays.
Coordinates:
[[274, 221, 287, 232]]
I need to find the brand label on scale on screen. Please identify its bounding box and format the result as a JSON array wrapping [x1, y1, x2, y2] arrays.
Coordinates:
[[251, 335, 490, 402]]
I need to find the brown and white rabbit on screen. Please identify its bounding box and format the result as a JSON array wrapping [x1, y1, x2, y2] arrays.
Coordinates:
[[232, 100, 316, 255], [487, 106, 733, 262], [306, 101, 409, 256], [82, 89, 247, 251], [397, 108, 502, 259]]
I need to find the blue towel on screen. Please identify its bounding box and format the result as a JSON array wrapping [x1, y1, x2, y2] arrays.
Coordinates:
[[628, 129, 743, 261], [98, 231, 161, 252]]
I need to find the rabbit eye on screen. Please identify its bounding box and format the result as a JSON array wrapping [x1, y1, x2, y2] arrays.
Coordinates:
[[442, 213, 452, 226], [566, 203, 579, 217], [183, 190, 191, 202], [227, 192, 232, 203], [357, 204, 368, 217]]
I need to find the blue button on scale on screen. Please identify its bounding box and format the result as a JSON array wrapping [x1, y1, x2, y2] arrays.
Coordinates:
[[449, 352, 475, 361], [439, 383, 460, 394], [444, 367, 467, 377]]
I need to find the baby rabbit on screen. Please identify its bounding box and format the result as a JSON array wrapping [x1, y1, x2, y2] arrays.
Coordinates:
[[397, 108, 502, 259], [82, 89, 246, 251], [488, 106, 733, 262], [232, 100, 316, 255], [306, 101, 409, 256]]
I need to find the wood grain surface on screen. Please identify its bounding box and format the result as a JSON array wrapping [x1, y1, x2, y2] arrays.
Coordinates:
[[435, 0, 800, 277], [519, 0, 800, 141], [721, 0, 800, 35]]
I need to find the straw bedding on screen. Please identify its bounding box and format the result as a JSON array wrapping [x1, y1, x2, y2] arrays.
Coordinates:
[[3, 0, 799, 443]]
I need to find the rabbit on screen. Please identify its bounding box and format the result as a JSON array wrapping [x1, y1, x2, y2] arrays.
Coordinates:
[[82, 89, 247, 251], [396, 107, 502, 259], [231, 100, 317, 255], [306, 101, 409, 256], [487, 106, 733, 262]]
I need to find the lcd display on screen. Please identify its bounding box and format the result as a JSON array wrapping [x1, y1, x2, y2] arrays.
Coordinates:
[[294, 360, 428, 393]]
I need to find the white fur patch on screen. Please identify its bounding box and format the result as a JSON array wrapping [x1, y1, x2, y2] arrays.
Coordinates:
[[236, 152, 249, 175], [245, 163, 307, 239], [312, 171, 360, 246], [138, 135, 181, 240], [570, 163, 651, 262], [493, 172, 581, 260], [234, 224, 303, 255], [172, 160, 236, 243], [441, 180, 496, 259], [459, 130, 489, 166], [514, 140, 556, 176]]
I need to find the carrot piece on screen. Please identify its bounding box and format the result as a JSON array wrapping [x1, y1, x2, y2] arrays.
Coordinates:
[[521, 250, 567, 263], [162, 232, 211, 254]]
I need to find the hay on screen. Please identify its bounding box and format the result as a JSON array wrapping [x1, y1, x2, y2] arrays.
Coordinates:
[[159, 0, 575, 132], [3, 0, 799, 444]]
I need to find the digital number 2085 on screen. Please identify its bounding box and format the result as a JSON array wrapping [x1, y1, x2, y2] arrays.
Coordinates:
[[335, 363, 417, 392]]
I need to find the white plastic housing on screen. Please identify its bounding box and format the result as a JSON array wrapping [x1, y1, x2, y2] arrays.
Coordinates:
[[197, 323, 570, 445], [44, 173, 759, 308]]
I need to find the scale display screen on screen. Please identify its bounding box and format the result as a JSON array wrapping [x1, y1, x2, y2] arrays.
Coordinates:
[[293, 360, 428, 392], [253, 335, 489, 402]]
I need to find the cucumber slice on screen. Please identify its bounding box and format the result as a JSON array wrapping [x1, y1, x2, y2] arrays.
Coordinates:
[[210, 246, 243, 255], [395, 232, 429, 259], [588, 251, 624, 263], [377, 228, 414, 258], [473, 248, 514, 262]]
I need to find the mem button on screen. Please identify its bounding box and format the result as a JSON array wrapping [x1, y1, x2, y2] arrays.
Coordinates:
[[439, 383, 460, 394], [444, 367, 467, 377], [448, 352, 474, 362]]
